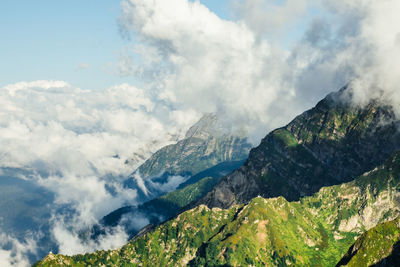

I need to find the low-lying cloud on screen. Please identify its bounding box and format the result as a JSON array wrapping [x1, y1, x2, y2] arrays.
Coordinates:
[[0, 81, 197, 175], [0, 80, 200, 264], [147, 174, 188, 193], [51, 220, 129, 256], [0, 234, 37, 267]]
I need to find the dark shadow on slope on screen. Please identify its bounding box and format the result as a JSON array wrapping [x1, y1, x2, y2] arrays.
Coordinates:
[[337, 241, 400, 267], [371, 241, 400, 267], [335, 243, 356, 266]]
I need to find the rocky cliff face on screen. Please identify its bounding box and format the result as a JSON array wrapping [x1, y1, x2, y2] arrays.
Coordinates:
[[200, 87, 400, 208]]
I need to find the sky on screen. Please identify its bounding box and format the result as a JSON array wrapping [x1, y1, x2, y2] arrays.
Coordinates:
[[0, 0, 232, 90], [2, 0, 400, 266]]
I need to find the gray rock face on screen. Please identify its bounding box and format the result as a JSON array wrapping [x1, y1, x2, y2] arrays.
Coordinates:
[[124, 114, 252, 200], [184, 113, 225, 140], [137, 113, 250, 178], [200, 87, 400, 208]]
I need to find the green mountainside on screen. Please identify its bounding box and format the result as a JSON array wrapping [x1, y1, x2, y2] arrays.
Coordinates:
[[35, 88, 400, 266], [35, 150, 400, 266], [337, 217, 400, 266], [200, 87, 400, 208]]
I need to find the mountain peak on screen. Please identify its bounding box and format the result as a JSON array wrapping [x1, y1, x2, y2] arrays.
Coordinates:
[[184, 113, 224, 139], [123, 112, 252, 202]]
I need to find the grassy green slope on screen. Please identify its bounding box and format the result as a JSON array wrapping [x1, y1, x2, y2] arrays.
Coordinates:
[[35, 205, 240, 267], [35, 151, 400, 266], [189, 196, 356, 266], [337, 217, 400, 266]]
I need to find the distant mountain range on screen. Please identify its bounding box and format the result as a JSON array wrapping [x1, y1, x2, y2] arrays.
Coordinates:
[[124, 113, 252, 202], [35, 86, 400, 266]]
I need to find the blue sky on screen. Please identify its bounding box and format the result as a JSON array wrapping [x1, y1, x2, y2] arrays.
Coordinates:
[[0, 0, 232, 90]]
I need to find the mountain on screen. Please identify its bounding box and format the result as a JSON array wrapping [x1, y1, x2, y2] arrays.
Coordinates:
[[200, 87, 400, 208], [337, 217, 400, 266], [124, 113, 252, 201], [137, 113, 247, 178], [35, 87, 400, 266], [99, 160, 245, 237], [35, 148, 400, 266]]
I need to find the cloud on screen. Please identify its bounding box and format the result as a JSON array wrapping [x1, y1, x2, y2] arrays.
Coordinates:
[[51, 219, 128, 256], [0, 81, 196, 175], [132, 171, 149, 196], [147, 174, 188, 193], [325, 0, 400, 115], [0, 80, 200, 260], [118, 0, 324, 143], [120, 212, 151, 233], [119, 0, 400, 143], [233, 0, 310, 39], [130, 171, 188, 198], [0, 234, 37, 267]]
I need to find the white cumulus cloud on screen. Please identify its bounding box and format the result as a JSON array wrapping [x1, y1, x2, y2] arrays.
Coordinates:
[[119, 0, 400, 142], [119, 0, 322, 142], [0, 80, 200, 260]]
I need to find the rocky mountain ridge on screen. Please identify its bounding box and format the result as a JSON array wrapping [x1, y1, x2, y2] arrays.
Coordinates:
[[200, 87, 400, 208]]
